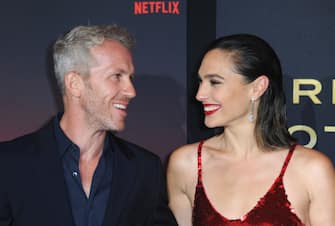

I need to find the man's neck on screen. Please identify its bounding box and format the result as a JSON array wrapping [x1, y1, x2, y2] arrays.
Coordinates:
[[60, 112, 106, 160]]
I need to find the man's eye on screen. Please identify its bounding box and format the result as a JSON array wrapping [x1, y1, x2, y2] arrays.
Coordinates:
[[113, 74, 122, 79]]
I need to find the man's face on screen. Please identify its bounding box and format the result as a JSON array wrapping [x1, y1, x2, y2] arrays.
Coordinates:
[[80, 39, 136, 132]]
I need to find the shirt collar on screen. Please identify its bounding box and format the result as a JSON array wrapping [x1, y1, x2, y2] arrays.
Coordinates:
[[53, 113, 112, 159]]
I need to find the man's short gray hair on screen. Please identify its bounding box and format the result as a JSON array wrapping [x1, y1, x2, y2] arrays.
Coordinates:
[[53, 24, 135, 94]]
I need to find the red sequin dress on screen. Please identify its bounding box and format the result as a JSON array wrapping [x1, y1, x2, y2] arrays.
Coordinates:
[[192, 141, 305, 226]]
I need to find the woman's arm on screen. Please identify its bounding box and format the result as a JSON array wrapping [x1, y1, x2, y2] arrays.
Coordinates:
[[167, 146, 196, 226], [306, 150, 335, 225]]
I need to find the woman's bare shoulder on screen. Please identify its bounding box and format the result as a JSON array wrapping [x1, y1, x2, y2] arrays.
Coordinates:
[[167, 141, 204, 193], [293, 145, 334, 168], [292, 145, 335, 183], [168, 142, 201, 170]]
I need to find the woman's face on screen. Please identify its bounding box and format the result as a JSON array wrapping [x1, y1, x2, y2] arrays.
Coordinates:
[[196, 49, 254, 129]]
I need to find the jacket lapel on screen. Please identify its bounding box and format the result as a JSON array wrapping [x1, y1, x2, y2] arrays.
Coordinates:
[[33, 121, 75, 225], [102, 134, 137, 226], [32, 121, 137, 226]]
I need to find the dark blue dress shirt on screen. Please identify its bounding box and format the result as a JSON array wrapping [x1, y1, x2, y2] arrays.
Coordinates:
[[53, 116, 113, 226]]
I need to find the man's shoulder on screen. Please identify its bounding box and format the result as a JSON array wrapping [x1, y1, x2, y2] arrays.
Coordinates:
[[0, 131, 41, 172], [0, 120, 53, 155], [110, 134, 160, 161], [0, 131, 37, 152]]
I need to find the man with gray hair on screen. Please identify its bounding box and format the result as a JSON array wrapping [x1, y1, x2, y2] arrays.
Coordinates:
[[0, 25, 177, 226]]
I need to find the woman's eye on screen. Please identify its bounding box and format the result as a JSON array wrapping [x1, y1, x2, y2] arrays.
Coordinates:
[[210, 79, 221, 85]]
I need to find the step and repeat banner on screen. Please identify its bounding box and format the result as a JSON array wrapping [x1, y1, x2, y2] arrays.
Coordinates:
[[0, 0, 186, 161], [0, 0, 334, 164], [217, 0, 335, 163]]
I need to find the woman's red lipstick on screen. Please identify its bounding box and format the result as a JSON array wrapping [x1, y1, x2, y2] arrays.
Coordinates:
[[203, 104, 221, 116]]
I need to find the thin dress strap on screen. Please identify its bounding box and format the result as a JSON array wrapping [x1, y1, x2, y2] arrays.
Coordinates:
[[197, 141, 204, 186], [279, 143, 297, 179]]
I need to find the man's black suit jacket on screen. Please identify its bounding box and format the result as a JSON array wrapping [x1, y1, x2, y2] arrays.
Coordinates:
[[0, 119, 177, 226]]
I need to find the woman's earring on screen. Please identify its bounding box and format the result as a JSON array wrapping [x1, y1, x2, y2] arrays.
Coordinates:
[[248, 98, 255, 123]]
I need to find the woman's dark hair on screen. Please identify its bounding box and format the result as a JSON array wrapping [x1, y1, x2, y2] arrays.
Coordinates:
[[205, 34, 295, 149]]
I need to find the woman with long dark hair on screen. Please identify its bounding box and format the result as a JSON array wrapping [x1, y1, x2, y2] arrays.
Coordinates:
[[167, 34, 335, 226]]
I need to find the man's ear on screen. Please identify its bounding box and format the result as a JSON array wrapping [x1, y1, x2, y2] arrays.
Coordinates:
[[63, 72, 84, 97], [251, 75, 269, 99]]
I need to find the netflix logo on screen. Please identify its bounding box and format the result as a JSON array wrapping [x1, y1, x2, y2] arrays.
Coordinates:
[[134, 1, 180, 15]]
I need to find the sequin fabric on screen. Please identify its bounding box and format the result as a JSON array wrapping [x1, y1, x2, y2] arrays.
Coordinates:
[[192, 142, 305, 226]]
